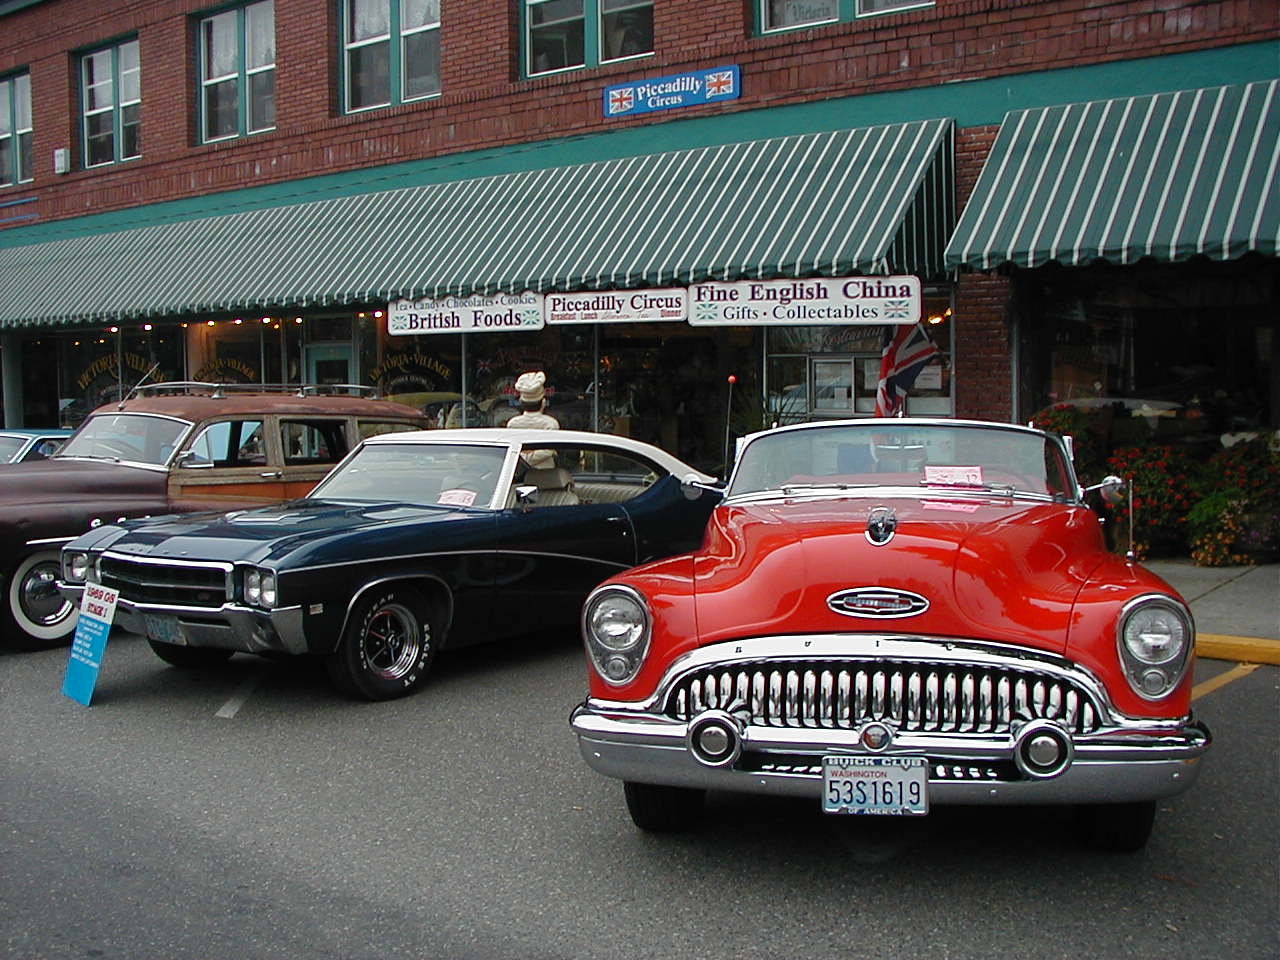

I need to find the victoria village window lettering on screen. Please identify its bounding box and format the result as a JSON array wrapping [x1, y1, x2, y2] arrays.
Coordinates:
[[689, 277, 921, 326]]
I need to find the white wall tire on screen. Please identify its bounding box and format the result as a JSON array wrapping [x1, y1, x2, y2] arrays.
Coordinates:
[[6, 551, 79, 648]]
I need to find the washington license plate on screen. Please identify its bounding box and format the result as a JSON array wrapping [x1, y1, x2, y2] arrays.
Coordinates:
[[822, 755, 929, 816], [144, 614, 186, 646]]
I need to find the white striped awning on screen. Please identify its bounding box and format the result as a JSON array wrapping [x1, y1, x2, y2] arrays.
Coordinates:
[[945, 80, 1279, 270], [0, 118, 954, 327]]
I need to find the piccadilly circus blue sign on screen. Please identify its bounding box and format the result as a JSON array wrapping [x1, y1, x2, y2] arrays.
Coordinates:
[[603, 65, 741, 118]]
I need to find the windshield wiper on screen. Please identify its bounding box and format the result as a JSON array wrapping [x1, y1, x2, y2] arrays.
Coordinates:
[[919, 479, 1019, 496], [778, 482, 879, 494]]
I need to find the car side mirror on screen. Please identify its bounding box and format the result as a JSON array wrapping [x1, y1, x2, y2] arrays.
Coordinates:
[[175, 450, 213, 469], [514, 484, 540, 507], [681, 473, 725, 501], [1084, 475, 1126, 506]]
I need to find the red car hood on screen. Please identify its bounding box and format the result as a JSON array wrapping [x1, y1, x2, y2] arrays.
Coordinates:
[[691, 496, 1107, 656]]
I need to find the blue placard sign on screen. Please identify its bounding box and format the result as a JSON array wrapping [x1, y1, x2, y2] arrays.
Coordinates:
[[604, 65, 741, 118], [62, 582, 119, 706]]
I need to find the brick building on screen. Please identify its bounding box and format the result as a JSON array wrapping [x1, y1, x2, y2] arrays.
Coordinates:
[[0, 0, 1275, 472]]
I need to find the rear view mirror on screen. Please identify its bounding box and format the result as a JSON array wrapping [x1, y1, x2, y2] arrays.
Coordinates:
[[681, 474, 725, 501], [1084, 475, 1126, 506]]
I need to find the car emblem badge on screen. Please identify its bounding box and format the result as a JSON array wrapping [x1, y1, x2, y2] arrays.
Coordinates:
[[827, 587, 930, 619], [865, 506, 897, 545]]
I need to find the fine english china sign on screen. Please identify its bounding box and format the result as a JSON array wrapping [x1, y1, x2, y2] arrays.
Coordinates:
[[388, 293, 544, 336], [688, 277, 921, 326], [545, 289, 687, 324]]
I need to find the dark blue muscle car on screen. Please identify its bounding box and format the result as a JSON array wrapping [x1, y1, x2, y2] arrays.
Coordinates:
[[58, 429, 717, 700]]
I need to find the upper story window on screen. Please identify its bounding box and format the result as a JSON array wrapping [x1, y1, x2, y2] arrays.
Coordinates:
[[759, 0, 932, 34], [343, 0, 441, 113], [524, 0, 653, 78], [82, 39, 141, 167], [0, 72, 33, 186], [199, 0, 275, 142]]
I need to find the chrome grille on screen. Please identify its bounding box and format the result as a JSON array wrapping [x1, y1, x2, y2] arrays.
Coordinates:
[[98, 555, 230, 608], [665, 659, 1101, 735]]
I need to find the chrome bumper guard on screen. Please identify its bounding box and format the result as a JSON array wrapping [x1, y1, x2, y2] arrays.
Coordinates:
[[57, 582, 308, 656]]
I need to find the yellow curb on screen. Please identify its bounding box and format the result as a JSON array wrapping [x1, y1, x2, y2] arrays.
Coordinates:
[[1197, 633, 1280, 666]]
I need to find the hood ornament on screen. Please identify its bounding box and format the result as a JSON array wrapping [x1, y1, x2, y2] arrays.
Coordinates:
[[827, 587, 930, 619], [865, 506, 897, 546]]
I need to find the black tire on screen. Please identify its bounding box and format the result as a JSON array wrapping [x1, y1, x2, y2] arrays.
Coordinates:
[[3, 551, 79, 650], [325, 586, 436, 701], [1077, 800, 1157, 852], [147, 639, 235, 669], [623, 781, 705, 833]]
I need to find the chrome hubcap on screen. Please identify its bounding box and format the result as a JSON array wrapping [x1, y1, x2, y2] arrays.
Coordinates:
[[362, 603, 421, 680], [21, 562, 72, 626]]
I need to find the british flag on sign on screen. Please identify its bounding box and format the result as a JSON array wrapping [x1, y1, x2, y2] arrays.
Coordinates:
[[706, 71, 735, 96], [875, 323, 939, 417], [609, 87, 636, 114]]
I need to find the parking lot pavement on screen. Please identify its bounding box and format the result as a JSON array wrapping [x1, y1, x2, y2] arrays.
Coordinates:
[[1145, 559, 1280, 665]]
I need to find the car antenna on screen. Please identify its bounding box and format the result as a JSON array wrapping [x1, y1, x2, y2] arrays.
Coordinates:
[[722, 374, 736, 478], [118, 362, 161, 410]]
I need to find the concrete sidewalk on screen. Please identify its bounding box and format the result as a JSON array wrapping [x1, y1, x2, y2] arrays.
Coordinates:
[[1144, 559, 1279, 665]]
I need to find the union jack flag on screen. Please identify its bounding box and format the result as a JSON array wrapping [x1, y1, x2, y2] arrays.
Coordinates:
[[875, 322, 939, 417], [706, 71, 735, 96], [609, 88, 635, 114]]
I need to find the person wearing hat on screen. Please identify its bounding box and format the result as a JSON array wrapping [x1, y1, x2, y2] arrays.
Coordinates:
[[507, 370, 559, 469]]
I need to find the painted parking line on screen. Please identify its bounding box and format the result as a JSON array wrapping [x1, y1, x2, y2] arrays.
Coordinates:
[[215, 667, 267, 719], [1192, 662, 1261, 701]]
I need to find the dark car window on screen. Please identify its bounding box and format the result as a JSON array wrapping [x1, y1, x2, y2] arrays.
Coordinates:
[[282, 420, 349, 465], [562, 447, 662, 505], [186, 420, 267, 467], [60, 413, 189, 465], [311, 441, 508, 506]]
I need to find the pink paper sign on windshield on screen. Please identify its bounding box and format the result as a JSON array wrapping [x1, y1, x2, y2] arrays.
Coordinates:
[[438, 489, 478, 507], [924, 465, 984, 487]]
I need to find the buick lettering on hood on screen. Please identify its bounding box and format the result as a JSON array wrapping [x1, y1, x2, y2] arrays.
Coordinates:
[[570, 419, 1210, 851]]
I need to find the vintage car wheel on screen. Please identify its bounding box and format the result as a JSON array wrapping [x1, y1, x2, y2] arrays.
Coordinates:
[[1077, 800, 1157, 852], [147, 639, 235, 668], [623, 781, 705, 832], [3, 551, 79, 649], [325, 586, 436, 701]]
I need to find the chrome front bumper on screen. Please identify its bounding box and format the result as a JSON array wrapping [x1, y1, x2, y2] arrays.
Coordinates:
[[570, 705, 1210, 805], [57, 582, 308, 655]]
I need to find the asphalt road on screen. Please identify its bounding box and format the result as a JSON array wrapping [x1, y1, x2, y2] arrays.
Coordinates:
[[3, 632, 1277, 960]]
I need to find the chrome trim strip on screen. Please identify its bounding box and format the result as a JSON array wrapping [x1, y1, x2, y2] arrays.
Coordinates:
[[27, 536, 77, 546], [267, 547, 634, 576]]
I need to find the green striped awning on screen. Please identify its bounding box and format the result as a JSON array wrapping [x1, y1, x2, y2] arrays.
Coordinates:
[[0, 118, 953, 328], [945, 80, 1279, 270]]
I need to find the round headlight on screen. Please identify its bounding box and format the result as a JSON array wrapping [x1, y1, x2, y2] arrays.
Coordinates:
[[589, 592, 646, 650], [67, 552, 91, 582], [260, 572, 277, 608], [244, 570, 261, 605], [1122, 604, 1188, 664]]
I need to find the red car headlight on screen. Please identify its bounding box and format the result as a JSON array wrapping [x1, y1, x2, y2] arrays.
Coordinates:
[[1117, 596, 1194, 700], [583, 585, 651, 686]]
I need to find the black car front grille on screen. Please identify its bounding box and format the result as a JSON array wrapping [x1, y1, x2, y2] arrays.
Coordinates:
[[98, 555, 230, 608], [664, 659, 1103, 736]]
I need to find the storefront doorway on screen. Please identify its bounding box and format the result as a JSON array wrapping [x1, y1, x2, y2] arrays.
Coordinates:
[[306, 344, 353, 387]]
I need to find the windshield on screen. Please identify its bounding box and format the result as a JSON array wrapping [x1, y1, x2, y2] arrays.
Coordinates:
[[729, 423, 1075, 501], [310, 442, 509, 507], [0, 436, 26, 461], [58, 414, 190, 466]]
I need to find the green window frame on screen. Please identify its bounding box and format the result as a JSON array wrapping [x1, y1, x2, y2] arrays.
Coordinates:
[[342, 0, 441, 113], [198, 0, 275, 143], [81, 38, 141, 168], [0, 72, 33, 186], [757, 0, 933, 35], [523, 0, 653, 79]]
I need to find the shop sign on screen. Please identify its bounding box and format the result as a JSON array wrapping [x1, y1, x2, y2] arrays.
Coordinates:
[[604, 66, 740, 118], [688, 277, 921, 326], [388, 293, 544, 336], [544, 289, 687, 324]]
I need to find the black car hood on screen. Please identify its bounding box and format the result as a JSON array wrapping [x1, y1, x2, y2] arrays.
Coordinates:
[[92, 498, 482, 565]]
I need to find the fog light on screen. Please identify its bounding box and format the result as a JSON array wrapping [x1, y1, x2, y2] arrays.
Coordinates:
[[604, 656, 630, 681], [1140, 668, 1169, 696], [1027, 734, 1063, 768], [1014, 720, 1074, 779], [697, 725, 730, 758]]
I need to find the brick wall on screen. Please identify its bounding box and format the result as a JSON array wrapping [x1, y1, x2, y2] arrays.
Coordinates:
[[1, 0, 1274, 226]]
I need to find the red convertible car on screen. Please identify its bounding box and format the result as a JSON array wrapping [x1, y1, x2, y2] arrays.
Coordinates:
[[571, 419, 1210, 851]]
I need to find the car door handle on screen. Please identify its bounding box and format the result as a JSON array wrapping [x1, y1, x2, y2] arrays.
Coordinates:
[[260, 471, 283, 479]]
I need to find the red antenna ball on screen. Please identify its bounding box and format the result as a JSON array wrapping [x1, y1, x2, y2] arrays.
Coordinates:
[[727, 375, 737, 384]]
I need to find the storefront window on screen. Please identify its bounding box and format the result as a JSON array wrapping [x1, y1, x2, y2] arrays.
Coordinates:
[[55, 326, 184, 427], [466, 327, 596, 432]]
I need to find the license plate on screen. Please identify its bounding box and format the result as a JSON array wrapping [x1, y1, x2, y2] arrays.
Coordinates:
[[822, 755, 929, 816], [143, 614, 186, 646]]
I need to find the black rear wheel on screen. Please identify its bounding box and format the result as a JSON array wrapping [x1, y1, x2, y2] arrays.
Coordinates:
[[623, 781, 705, 833], [325, 586, 436, 701]]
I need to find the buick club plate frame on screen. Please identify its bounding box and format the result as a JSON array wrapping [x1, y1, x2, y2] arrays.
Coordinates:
[[822, 755, 929, 816]]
